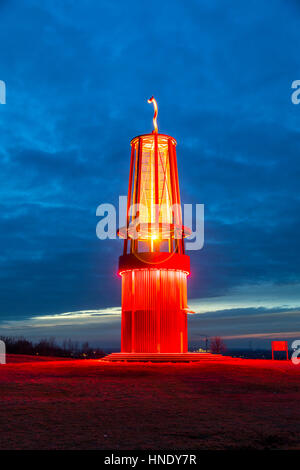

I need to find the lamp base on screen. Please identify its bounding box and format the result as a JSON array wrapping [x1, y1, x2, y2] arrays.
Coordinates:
[[101, 352, 229, 363]]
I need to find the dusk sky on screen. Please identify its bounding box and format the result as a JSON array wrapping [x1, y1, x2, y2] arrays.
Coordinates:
[[1, 0, 300, 348]]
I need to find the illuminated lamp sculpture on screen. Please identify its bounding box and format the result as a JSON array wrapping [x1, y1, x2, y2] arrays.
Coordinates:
[[104, 98, 217, 362]]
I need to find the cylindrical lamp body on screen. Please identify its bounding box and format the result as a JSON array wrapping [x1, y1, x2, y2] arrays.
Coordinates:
[[121, 268, 188, 353]]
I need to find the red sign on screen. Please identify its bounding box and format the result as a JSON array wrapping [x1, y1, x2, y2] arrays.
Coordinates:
[[272, 341, 288, 351], [272, 340, 288, 360]]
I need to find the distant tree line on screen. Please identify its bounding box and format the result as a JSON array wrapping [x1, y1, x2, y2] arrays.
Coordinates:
[[209, 336, 226, 354], [195, 336, 227, 354], [0, 336, 105, 359], [195, 336, 290, 359]]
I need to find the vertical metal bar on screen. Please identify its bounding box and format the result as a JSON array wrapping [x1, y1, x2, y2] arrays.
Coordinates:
[[168, 138, 176, 253], [171, 142, 184, 254], [154, 134, 159, 251], [121, 274, 124, 352], [130, 142, 138, 253], [169, 139, 181, 253], [123, 144, 135, 255], [136, 138, 143, 205], [136, 138, 143, 252], [132, 138, 142, 253], [154, 135, 159, 208], [175, 144, 185, 254], [132, 271, 135, 353], [173, 145, 181, 205], [156, 270, 161, 353]]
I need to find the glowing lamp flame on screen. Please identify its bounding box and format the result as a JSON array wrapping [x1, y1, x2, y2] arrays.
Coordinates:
[[147, 96, 158, 134]]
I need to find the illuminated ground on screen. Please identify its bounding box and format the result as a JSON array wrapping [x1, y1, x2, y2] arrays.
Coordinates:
[[0, 355, 299, 450]]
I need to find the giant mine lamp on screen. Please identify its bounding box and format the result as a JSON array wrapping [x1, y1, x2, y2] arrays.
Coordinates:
[[104, 98, 211, 362]]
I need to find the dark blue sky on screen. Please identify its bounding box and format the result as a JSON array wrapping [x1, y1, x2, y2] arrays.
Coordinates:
[[1, 0, 300, 345]]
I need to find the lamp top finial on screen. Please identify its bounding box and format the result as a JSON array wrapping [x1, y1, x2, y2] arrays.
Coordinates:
[[147, 96, 158, 134]]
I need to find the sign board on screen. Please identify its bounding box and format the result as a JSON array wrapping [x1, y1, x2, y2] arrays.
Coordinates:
[[272, 340, 288, 360]]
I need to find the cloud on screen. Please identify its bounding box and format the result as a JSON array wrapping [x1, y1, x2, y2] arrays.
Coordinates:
[[0, 307, 122, 350], [221, 332, 300, 340], [1, 282, 300, 349], [0, 0, 300, 326], [0, 306, 121, 329]]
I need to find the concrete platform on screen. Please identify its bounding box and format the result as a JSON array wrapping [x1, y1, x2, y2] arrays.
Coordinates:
[[101, 352, 228, 363]]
